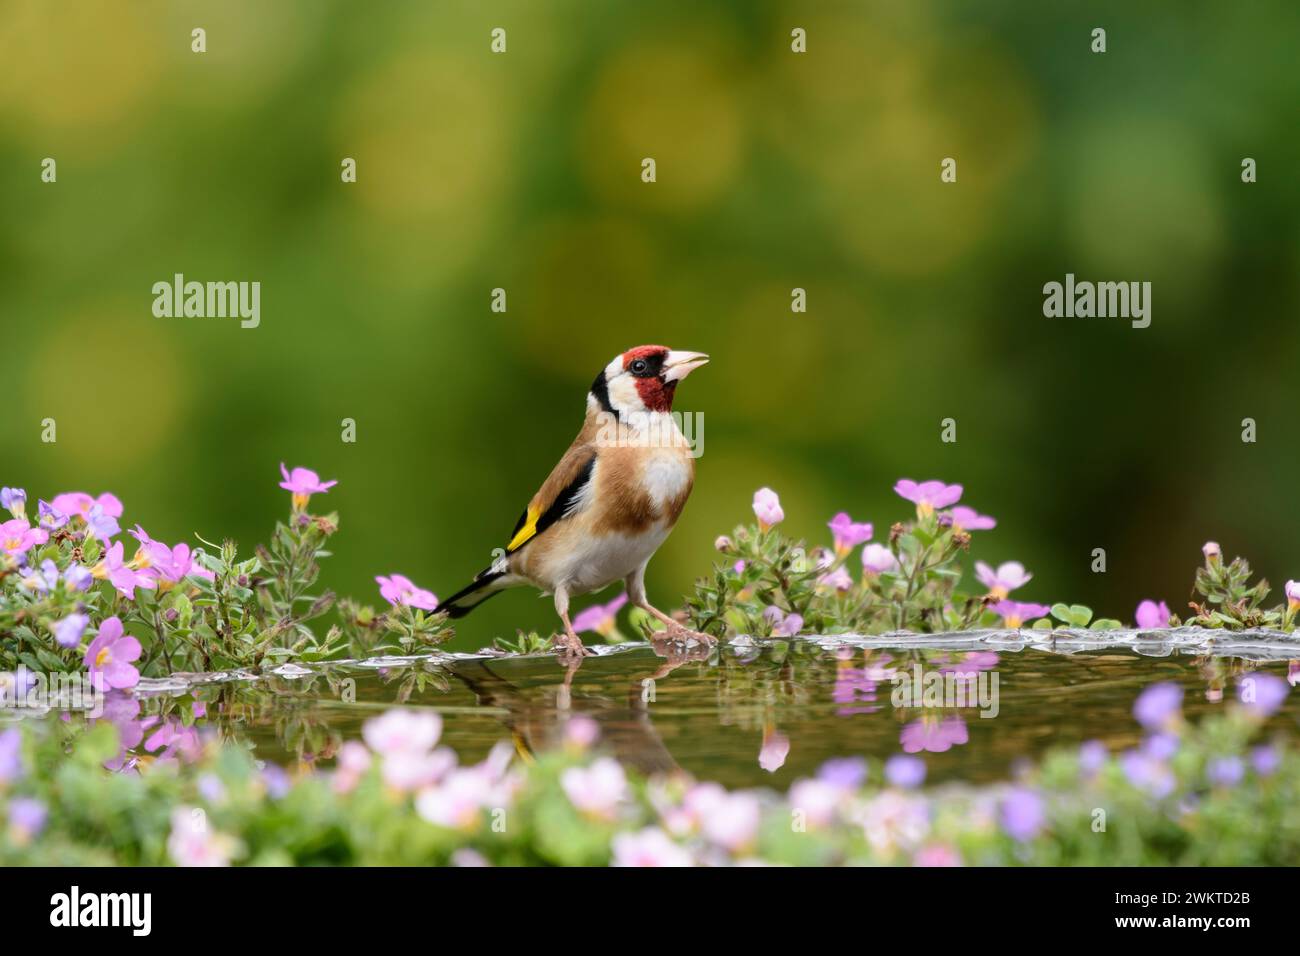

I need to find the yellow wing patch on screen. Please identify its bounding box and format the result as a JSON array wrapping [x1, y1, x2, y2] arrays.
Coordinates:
[[507, 506, 540, 552]]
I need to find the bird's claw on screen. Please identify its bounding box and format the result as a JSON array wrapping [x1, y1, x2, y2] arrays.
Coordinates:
[[660, 620, 717, 649], [552, 632, 594, 661]]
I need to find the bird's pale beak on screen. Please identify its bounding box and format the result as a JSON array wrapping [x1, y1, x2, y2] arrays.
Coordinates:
[[662, 350, 710, 383]]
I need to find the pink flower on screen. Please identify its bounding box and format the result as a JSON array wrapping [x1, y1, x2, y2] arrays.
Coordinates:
[[944, 506, 996, 531], [1202, 541, 1221, 562], [914, 843, 963, 867], [51, 492, 123, 521], [611, 827, 694, 867], [991, 600, 1050, 629], [762, 606, 804, 637], [363, 709, 442, 756], [861, 543, 898, 575], [818, 565, 853, 592], [894, 479, 962, 516], [415, 746, 518, 831], [131, 526, 212, 584], [0, 518, 46, 556], [375, 574, 439, 611], [561, 757, 628, 821], [83, 617, 141, 690], [698, 790, 761, 852], [1135, 599, 1170, 629], [278, 463, 337, 511], [332, 740, 372, 793], [1286, 580, 1300, 610], [92, 541, 154, 599], [975, 561, 1032, 597], [788, 779, 843, 829], [572, 592, 628, 635], [828, 512, 872, 555], [752, 487, 784, 529], [167, 807, 237, 867]]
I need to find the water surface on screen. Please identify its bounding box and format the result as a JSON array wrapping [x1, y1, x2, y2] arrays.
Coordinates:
[[118, 630, 1300, 788]]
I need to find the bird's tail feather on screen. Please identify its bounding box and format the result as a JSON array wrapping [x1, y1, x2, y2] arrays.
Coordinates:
[[436, 568, 510, 619]]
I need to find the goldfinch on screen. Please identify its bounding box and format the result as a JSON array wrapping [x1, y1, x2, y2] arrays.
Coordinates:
[[436, 345, 712, 659]]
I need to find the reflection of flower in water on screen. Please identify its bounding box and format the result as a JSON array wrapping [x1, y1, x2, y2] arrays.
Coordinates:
[[900, 717, 968, 754], [758, 724, 790, 773], [832, 652, 894, 716]]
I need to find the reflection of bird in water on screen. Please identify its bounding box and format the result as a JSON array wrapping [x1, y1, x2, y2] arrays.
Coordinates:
[[447, 638, 710, 778]]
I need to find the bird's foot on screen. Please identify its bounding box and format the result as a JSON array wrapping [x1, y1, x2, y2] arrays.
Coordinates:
[[552, 631, 594, 661], [660, 619, 718, 649]]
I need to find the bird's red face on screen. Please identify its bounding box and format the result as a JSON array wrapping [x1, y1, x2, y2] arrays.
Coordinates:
[[590, 345, 709, 418]]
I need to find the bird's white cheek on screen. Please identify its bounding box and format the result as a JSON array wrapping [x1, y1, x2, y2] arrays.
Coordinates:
[[606, 375, 643, 414]]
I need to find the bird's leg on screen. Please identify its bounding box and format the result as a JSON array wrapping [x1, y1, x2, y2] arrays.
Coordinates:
[[551, 588, 593, 660], [625, 567, 717, 648]]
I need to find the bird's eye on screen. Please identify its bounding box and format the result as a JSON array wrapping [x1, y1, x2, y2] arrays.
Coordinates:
[[630, 359, 648, 374]]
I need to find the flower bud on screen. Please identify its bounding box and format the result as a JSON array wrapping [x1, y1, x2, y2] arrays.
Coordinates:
[[164, 607, 179, 623], [714, 535, 734, 553], [1202, 541, 1221, 566]]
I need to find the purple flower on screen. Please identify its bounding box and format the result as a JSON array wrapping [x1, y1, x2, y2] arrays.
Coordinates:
[[894, 478, 962, 516], [83, 617, 142, 690], [944, 505, 995, 531], [572, 592, 628, 636], [991, 600, 1050, 629], [1206, 756, 1244, 787], [1133, 682, 1183, 730], [1286, 580, 1300, 610], [1119, 750, 1175, 798], [975, 561, 1032, 597], [63, 564, 92, 591], [1251, 745, 1280, 777], [1237, 673, 1288, 718], [375, 574, 439, 612], [1202, 541, 1221, 563], [261, 764, 291, 799], [884, 754, 926, 789], [37, 500, 67, 530], [1135, 599, 1171, 629], [1, 487, 26, 519], [1000, 787, 1045, 842], [861, 543, 898, 575], [901, 717, 968, 754], [52, 613, 89, 648], [828, 512, 872, 555], [1143, 733, 1179, 761], [818, 756, 868, 790], [7, 797, 47, 842], [84, 503, 120, 541], [0, 728, 23, 783], [751, 487, 783, 529], [0, 519, 47, 557], [1078, 740, 1107, 776], [279, 463, 337, 511], [18, 558, 58, 594]]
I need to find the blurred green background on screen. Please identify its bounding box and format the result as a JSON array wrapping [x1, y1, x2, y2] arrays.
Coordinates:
[[4, 0, 1299, 651]]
